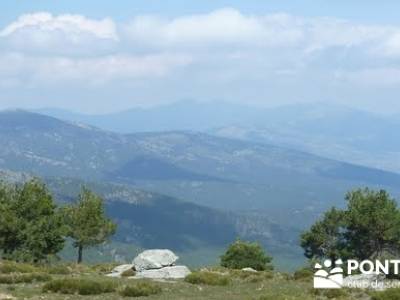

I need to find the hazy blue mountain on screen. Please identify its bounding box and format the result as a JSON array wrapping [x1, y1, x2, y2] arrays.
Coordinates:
[[37, 101, 400, 173], [46, 177, 237, 251], [1, 110, 400, 230], [36, 100, 267, 133], [213, 103, 400, 173], [108, 156, 221, 182]]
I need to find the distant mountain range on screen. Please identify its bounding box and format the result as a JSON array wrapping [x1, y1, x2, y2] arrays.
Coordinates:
[[1, 109, 400, 224], [1, 109, 399, 270], [37, 101, 400, 173], [36, 100, 266, 133]]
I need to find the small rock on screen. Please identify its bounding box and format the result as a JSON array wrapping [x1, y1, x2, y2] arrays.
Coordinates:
[[106, 272, 121, 278], [111, 264, 134, 274], [242, 267, 258, 273], [134, 265, 191, 279], [106, 264, 134, 277], [133, 249, 178, 271]]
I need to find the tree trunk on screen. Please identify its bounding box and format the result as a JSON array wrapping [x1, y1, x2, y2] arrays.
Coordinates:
[[77, 245, 83, 264]]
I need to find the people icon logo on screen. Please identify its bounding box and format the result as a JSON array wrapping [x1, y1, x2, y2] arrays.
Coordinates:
[[314, 259, 344, 289]]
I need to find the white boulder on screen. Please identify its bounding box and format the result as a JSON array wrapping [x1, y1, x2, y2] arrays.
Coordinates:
[[134, 266, 191, 279], [133, 249, 178, 271]]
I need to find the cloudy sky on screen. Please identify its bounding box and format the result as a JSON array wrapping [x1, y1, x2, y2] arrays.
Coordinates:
[[1, 0, 400, 113]]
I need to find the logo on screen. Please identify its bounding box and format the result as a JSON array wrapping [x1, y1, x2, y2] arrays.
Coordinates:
[[314, 259, 343, 289], [312, 259, 400, 289]]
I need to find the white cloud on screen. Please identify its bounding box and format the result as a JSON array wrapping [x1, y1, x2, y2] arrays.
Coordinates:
[[2, 8, 400, 108], [0, 52, 192, 86], [123, 8, 400, 59], [0, 12, 117, 39], [335, 68, 400, 86], [0, 12, 118, 55], [3, 9, 400, 58], [381, 33, 400, 57], [124, 8, 304, 48], [304, 18, 386, 53]]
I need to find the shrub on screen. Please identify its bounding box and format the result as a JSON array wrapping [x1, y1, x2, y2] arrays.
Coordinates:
[[185, 271, 230, 286], [90, 263, 119, 274], [230, 269, 273, 282], [45, 264, 71, 275], [43, 278, 117, 295], [121, 268, 136, 277], [293, 267, 314, 281], [220, 240, 273, 271], [0, 261, 37, 274], [67, 263, 93, 274], [0, 273, 51, 284], [370, 288, 400, 300], [119, 282, 162, 297], [245, 274, 264, 283], [246, 272, 273, 283]]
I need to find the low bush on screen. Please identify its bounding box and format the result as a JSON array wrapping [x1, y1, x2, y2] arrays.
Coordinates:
[[185, 271, 230, 286], [119, 282, 162, 297], [220, 240, 273, 271], [247, 273, 273, 283], [121, 268, 136, 277], [90, 263, 119, 274], [293, 267, 314, 281], [0, 261, 37, 274], [0, 273, 51, 284], [230, 269, 273, 282], [42, 278, 117, 295], [44, 264, 71, 275], [370, 288, 400, 300]]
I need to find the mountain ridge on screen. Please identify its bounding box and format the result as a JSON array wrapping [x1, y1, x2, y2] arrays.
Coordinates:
[[35, 101, 400, 173], [1, 110, 400, 229]]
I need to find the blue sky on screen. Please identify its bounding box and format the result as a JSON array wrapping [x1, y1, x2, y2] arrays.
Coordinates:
[[4, 0, 400, 25], [3, 1, 400, 25], [1, 1, 400, 113]]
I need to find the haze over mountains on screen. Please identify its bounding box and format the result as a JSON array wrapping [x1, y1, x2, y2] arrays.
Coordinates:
[[1, 107, 399, 270], [38, 101, 400, 173]]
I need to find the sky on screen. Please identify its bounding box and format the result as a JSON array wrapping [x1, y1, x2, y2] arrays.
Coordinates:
[[1, 0, 400, 114]]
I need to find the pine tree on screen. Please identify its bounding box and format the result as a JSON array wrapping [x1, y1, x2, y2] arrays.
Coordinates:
[[0, 179, 65, 262], [64, 187, 117, 263]]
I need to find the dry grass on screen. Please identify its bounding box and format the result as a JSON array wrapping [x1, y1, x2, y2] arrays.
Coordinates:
[[0, 262, 375, 300]]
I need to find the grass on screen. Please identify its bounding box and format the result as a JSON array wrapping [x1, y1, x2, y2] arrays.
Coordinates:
[[292, 267, 314, 281], [313, 288, 349, 299], [0, 261, 37, 274], [185, 271, 230, 286], [119, 282, 162, 297], [0, 273, 52, 284], [370, 288, 400, 300], [0, 261, 377, 300], [43, 278, 118, 295], [230, 269, 274, 282], [43, 264, 71, 275]]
